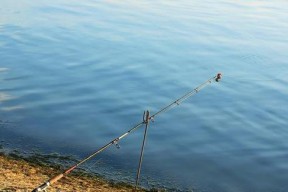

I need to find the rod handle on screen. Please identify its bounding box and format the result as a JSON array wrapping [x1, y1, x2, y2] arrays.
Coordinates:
[[49, 173, 64, 184]]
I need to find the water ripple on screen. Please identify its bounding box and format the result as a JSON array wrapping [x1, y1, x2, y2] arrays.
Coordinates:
[[1, 0, 288, 191]]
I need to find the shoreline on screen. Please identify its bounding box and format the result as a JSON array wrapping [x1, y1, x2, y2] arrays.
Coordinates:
[[0, 152, 155, 192]]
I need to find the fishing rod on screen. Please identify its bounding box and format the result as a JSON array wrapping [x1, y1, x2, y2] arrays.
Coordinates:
[[32, 73, 222, 192]]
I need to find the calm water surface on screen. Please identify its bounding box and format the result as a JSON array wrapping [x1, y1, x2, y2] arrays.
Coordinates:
[[1, 0, 288, 191]]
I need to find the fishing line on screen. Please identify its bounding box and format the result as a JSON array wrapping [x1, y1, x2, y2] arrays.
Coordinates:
[[206, 54, 287, 83], [223, 73, 287, 82]]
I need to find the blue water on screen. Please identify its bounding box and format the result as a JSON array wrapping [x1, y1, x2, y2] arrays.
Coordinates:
[[1, 0, 288, 191]]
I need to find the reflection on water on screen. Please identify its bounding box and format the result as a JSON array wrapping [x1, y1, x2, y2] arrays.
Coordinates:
[[0, 69, 25, 111], [0, 92, 14, 102], [1, 0, 288, 191], [0, 68, 9, 72]]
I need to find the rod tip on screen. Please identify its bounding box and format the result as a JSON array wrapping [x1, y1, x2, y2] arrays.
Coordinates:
[[215, 73, 222, 82]]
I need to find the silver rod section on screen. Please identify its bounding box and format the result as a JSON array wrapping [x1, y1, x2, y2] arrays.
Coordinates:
[[150, 75, 217, 120]]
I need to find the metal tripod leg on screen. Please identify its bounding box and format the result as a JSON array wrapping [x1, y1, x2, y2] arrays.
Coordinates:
[[134, 110, 150, 191]]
